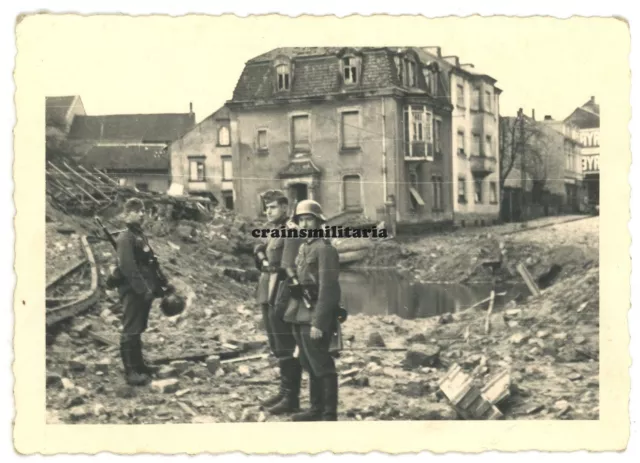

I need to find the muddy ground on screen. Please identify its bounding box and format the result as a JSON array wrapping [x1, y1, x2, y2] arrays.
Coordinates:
[[45, 210, 599, 423]]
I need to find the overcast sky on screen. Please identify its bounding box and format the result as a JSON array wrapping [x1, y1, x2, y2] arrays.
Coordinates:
[[33, 15, 620, 123]]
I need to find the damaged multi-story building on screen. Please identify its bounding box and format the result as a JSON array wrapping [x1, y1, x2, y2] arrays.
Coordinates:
[[224, 47, 502, 227]]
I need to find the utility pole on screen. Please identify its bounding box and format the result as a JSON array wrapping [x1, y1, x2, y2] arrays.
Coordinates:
[[518, 108, 525, 221]]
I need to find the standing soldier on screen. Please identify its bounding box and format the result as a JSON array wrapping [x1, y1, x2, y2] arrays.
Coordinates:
[[115, 198, 164, 386], [253, 190, 302, 415], [284, 199, 342, 421]]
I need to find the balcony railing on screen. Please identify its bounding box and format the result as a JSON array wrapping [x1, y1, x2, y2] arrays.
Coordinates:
[[404, 141, 433, 162], [469, 155, 497, 176]]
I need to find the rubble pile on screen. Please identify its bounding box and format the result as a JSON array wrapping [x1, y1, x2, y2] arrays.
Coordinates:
[[46, 195, 599, 423]]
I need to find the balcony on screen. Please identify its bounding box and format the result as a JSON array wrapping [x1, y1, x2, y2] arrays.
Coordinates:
[[404, 141, 433, 163], [469, 155, 496, 176]]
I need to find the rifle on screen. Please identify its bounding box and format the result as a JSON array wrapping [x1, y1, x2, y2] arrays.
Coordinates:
[[95, 217, 124, 289]]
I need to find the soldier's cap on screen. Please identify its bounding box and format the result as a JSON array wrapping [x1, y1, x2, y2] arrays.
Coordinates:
[[262, 189, 288, 205]]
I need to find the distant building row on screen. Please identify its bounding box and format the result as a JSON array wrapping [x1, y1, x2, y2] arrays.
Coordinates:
[[46, 47, 599, 227]]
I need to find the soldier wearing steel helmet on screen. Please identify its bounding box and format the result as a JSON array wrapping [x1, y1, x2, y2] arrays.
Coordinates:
[[283, 199, 342, 421], [253, 190, 303, 415], [115, 197, 165, 386]]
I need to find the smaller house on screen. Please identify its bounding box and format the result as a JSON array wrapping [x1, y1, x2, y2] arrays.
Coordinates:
[[67, 107, 196, 193], [46, 95, 86, 133], [168, 105, 235, 208]]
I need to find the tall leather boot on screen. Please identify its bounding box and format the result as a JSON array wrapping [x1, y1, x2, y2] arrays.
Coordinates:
[[268, 358, 301, 415], [134, 337, 159, 376], [261, 359, 288, 408], [291, 374, 323, 421], [121, 336, 150, 386], [321, 374, 339, 421]]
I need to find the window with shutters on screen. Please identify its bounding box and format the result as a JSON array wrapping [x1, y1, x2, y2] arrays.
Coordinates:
[[472, 133, 481, 156], [485, 135, 492, 157], [340, 110, 360, 150], [188, 156, 205, 182], [291, 114, 310, 152], [342, 57, 359, 84], [458, 176, 467, 203], [434, 118, 442, 156], [217, 122, 231, 147], [485, 90, 492, 112], [221, 156, 232, 181], [474, 178, 483, 203], [343, 175, 362, 210], [257, 129, 268, 152], [276, 64, 290, 91], [471, 87, 481, 110], [457, 130, 466, 156], [403, 105, 434, 160], [457, 82, 465, 107]]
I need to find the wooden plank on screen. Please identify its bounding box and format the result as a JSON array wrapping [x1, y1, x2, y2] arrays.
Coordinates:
[[48, 162, 104, 205], [516, 262, 541, 297], [46, 235, 101, 327], [94, 168, 121, 187], [484, 290, 496, 335], [63, 162, 112, 201], [46, 259, 88, 290], [220, 354, 269, 365]]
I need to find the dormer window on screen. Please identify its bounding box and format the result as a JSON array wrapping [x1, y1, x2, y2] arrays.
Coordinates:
[[343, 57, 358, 84], [276, 64, 290, 91], [395, 53, 419, 88]]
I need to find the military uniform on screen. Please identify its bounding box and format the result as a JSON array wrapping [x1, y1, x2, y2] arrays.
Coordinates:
[[284, 236, 341, 421], [254, 215, 304, 414], [116, 224, 164, 385]]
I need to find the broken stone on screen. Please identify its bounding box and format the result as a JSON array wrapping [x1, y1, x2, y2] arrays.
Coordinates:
[[94, 358, 111, 374], [237, 365, 251, 376], [407, 333, 427, 344], [169, 388, 190, 399], [68, 358, 86, 372], [71, 321, 92, 337], [367, 332, 386, 348], [61, 378, 75, 390], [205, 355, 221, 374], [100, 309, 113, 320], [65, 395, 85, 409], [76, 386, 88, 397], [241, 408, 256, 422], [555, 346, 584, 363], [394, 381, 429, 398], [507, 320, 520, 329], [151, 379, 180, 394], [536, 330, 550, 339], [404, 344, 440, 369], [461, 354, 483, 368], [47, 373, 63, 389], [203, 309, 214, 318], [528, 338, 545, 349], [525, 404, 545, 415], [573, 336, 586, 345], [257, 411, 267, 422], [157, 366, 178, 379], [69, 406, 90, 421], [509, 333, 530, 346], [116, 386, 136, 399], [438, 313, 454, 325], [93, 404, 107, 416], [568, 372, 583, 381]]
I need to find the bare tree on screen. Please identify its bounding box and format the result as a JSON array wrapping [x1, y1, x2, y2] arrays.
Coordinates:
[[498, 115, 550, 193]]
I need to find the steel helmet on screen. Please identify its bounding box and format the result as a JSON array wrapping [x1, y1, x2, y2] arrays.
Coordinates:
[[160, 292, 186, 317], [293, 199, 327, 223]]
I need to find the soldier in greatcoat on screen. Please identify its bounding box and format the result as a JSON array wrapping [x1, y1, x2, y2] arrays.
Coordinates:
[[115, 198, 164, 386], [284, 199, 342, 421], [253, 190, 303, 415]]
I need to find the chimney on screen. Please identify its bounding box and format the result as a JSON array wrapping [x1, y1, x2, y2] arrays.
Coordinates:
[[590, 96, 595, 104], [189, 102, 193, 114], [531, 109, 535, 120], [423, 46, 441, 57], [544, 115, 552, 121]]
